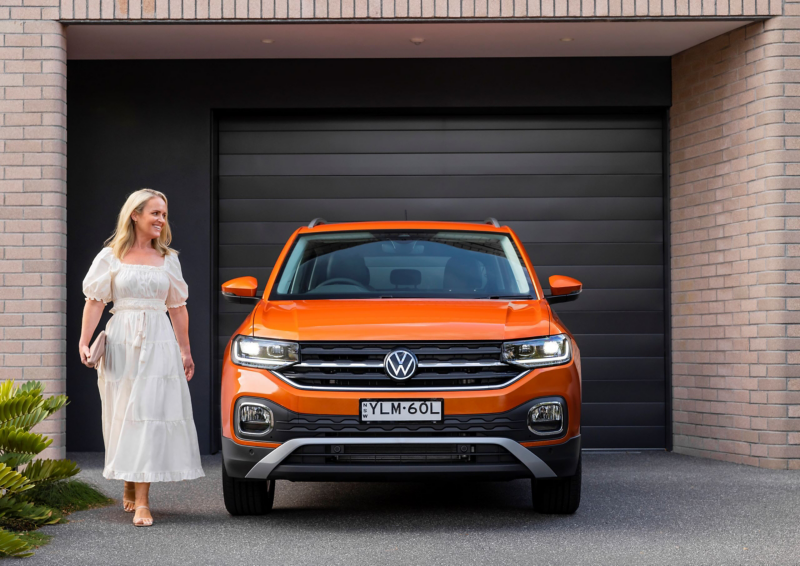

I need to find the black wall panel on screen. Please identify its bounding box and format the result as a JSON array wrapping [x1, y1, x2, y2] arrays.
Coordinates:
[[66, 57, 670, 454], [218, 112, 667, 449]]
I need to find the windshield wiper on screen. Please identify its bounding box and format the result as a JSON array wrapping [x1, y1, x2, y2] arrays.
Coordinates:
[[484, 295, 534, 300]]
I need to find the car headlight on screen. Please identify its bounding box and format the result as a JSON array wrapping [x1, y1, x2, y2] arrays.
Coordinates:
[[502, 334, 571, 368], [231, 335, 299, 369]]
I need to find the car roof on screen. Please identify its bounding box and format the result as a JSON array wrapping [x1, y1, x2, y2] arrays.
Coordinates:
[[297, 220, 511, 234]]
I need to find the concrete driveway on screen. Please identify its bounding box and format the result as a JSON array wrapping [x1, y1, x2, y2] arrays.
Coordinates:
[[25, 451, 799, 566]]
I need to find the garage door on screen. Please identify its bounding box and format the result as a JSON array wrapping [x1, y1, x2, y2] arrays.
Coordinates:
[[216, 113, 666, 450]]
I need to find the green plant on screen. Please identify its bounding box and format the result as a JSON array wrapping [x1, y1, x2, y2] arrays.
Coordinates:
[[0, 381, 80, 558]]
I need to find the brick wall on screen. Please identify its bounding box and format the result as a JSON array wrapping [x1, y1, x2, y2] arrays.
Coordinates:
[[0, 6, 66, 459], [671, 15, 800, 469], [59, 0, 780, 19]]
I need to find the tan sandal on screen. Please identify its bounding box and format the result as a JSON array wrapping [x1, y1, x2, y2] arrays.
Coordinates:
[[133, 505, 153, 527]]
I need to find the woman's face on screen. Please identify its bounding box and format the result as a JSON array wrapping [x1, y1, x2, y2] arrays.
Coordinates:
[[132, 197, 167, 241]]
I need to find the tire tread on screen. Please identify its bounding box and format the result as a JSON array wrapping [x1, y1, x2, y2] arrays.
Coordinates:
[[532, 457, 581, 514], [222, 463, 275, 516]]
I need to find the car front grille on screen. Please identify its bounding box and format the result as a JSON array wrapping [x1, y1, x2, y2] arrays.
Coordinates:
[[275, 341, 525, 391], [282, 443, 518, 465]]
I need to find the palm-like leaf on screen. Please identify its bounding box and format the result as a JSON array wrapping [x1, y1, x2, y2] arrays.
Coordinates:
[[0, 381, 16, 403], [0, 427, 51, 455], [0, 395, 44, 426], [41, 394, 68, 416], [1, 407, 50, 432], [0, 452, 34, 469], [0, 496, 55, 524], [0, 528, 33, 558], [0, 463, 32, 494], [22, 459, 80, 484], [17, 381, 43, 398]]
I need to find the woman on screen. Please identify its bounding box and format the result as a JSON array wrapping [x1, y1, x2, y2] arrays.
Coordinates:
[[78, 189, 205, 527]]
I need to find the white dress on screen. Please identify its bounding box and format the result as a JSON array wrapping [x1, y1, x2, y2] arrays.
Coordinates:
[[83, 248, 205, 482]]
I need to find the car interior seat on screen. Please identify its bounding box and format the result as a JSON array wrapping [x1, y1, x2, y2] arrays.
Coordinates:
[[442, 257, 487, 293]]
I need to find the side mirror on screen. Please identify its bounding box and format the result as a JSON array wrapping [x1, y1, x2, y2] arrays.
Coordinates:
[[546, 275, 582, 305], [221, 276, 260, 304]]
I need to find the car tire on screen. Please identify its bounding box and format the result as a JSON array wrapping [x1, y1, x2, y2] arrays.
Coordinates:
[[222, 461, 276, 516], [531, 456, 581, 514]]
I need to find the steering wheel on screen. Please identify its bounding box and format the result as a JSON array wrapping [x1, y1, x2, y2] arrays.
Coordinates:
[[318, 278, 370, 290]]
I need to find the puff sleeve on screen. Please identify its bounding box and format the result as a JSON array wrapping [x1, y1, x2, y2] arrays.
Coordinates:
[[82, 248, 115, 304], [165, 253, 189, 308]]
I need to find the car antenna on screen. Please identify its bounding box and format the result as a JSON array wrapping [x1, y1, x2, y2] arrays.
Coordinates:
[[308, 218, 327, 228], [483, 217, 500, 227]]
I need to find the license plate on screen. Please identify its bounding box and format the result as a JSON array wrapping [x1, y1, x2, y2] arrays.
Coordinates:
[[360, 399, 443, 422]]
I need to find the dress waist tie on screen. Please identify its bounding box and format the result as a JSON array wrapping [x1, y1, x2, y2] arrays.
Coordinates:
[[109, 298, 168, 365]]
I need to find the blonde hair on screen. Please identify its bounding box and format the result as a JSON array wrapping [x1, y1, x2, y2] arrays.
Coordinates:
[[104, 189, 175, 259]]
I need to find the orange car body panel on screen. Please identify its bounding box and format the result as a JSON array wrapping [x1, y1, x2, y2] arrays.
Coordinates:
[[251, 299, 551, 342], [222, 276, 258, 297], [548, 275, 582, 296], [221, 221, 580, 450]]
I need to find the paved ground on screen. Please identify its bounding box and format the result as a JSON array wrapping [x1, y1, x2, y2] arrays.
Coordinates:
[[23, 451, 800, 566]]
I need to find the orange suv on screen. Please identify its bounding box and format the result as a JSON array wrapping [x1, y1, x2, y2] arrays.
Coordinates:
[[220, 220, 583, 515]]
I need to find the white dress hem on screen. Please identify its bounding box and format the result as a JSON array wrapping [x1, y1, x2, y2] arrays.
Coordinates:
[[102, 467, 206, 483]]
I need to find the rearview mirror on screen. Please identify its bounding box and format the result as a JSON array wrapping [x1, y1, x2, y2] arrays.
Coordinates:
[[546, 275, 582, 304], [221, 276, 260, 304]]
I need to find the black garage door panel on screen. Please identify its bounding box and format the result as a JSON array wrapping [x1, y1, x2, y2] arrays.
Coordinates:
[[220, 152, 662, 176], [217, 113, 666, 449], [220, 115, 663, 131], [220, 197, 663, 222], [220, 174, 663, 198], [221, 129, 662, 154]]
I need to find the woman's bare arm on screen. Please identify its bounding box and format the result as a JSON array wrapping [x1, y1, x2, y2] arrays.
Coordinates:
[[168, 306, 195, 381], [79, 299, 106, 367]]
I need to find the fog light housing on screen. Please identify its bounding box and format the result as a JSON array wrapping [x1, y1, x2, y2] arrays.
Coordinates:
[[528, 401, 564, 436], [237, 402, 273, 437]]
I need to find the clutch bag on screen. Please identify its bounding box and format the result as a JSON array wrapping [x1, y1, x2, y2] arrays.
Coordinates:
[[87, 331, 106, 368]]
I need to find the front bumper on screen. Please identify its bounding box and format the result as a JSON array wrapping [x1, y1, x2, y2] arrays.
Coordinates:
[[222, 434, 581, 482]]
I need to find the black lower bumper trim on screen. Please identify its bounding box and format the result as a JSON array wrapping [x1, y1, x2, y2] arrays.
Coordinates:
[[222, 437, 273, 478], [528, 435, 582, 477]]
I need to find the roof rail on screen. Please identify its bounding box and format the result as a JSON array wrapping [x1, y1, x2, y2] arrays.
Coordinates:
[[483, 217, 501, 228], [307, 218, 327, 228]]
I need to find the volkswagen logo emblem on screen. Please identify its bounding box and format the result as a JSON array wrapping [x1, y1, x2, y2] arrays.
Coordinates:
[[384, 349, 418, 381]]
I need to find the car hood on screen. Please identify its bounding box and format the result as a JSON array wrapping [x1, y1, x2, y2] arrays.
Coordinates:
[[251, 299, 551, 342]]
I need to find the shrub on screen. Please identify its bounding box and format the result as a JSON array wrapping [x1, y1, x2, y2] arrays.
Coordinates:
[[0, 381, 80, 558]]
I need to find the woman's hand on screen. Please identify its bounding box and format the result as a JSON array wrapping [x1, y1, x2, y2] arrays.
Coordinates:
[[80, 299, 106, 369], [182, 350, 195, 381], [79, 343, 93, 367], [168, 306, 193, 380]]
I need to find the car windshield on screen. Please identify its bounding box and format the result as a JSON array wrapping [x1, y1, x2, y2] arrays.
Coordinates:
[[271, 230, 534, 300]]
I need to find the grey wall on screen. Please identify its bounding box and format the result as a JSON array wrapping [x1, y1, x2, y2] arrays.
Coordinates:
[[66, 57, 671, 454]]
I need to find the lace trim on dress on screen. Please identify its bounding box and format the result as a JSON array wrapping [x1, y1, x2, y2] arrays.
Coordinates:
[[119, 263, 166, 271], [84, 296, 109, 304], [167, 301, 187, 309]]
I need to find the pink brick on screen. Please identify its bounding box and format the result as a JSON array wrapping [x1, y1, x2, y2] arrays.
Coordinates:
[[671, 20, 800, 469]]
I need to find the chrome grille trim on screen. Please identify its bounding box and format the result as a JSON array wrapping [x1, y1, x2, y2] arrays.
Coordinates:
[[270, 368, 530, 392], [417, 361, 508, 368], [279, 341, 525, 391], [294, 361, 384, 368], [291, 360, 508, 369]]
